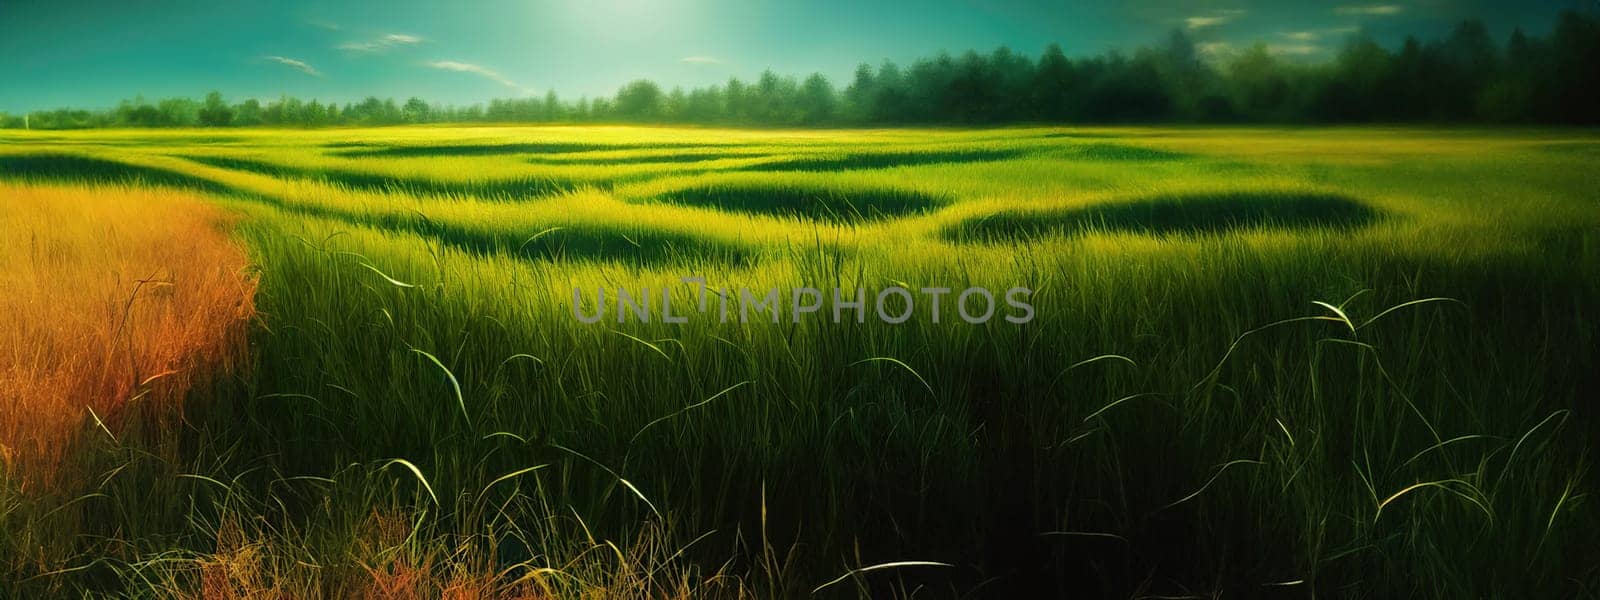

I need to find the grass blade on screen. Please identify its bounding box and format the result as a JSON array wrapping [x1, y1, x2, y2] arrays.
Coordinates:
[[812, 561, 953, 594], [411, 348, 469, 427], [383, 458, 439, 506]]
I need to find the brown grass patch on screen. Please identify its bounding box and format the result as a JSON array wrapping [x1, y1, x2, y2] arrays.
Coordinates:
[[0, 182, 256, 485]]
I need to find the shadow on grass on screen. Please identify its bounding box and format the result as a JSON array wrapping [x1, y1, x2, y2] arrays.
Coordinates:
[[946, 192, 1382, 242], [1051, 143, 1190, 162], [528, 151, 763, 166], [1038, 132, 1119, 139], [182, 155, 582, 199], [328, 142, 716, 158], [505, 225, 753, 266], [732, 148, 1024, 172], [334, 210, 756, 267], [284, 199, 755, 268], [1536, 142, 1600, 158], [0, 153, 235, 193], [4, 135, 247, 146], [0, 152, 748, 267], [654, 183, 949, 223]]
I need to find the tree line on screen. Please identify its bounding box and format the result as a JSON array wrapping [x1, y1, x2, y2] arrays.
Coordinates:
[[5, 10, 1596, 129]]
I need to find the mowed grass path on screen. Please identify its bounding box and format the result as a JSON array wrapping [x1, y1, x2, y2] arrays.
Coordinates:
[[1, 125, 1597, 598]]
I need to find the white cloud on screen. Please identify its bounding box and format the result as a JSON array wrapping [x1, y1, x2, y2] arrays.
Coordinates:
[[1185, 9, 1247, 30], [425, 60, 521, 90], [1334, 4, 1404, 16], [264, 55, 322, 77], [680, 56, 723, 65], [339, 33, 425, 53], [1278, 26, 1364, 43], [1267, 44, 1324, 56], [306, 19, 340, 31], [1198, 41, 1236, 57]]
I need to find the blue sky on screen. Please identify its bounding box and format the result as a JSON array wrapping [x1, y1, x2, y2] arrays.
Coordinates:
[[0, 0, 1589, 112]]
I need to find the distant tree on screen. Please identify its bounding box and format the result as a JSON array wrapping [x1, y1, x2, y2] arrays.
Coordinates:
[[948, 50, 1000, 122], [1079, 52, 1171, 121], [1226, 43, 1289, 120], [380, 99, 400, 123], [117, 96, 164, 127], [684, 85, 724, 122], [1548, 10, 1600, 124], [290, 97, 308, 123], [798, 73, 837, 124], [751, 70, 793, 123], [988, 46, 1035, 120], [307, 100, 329, 126], [543, 90, 564, 121], [1311, 36, 1392, 121], [402, 97, 431, 123], [234, 98, 262, 126], [590, 96, 614, 119], [871, 61, 909, 123], [844, 63, 876, 122], [1031, 44, 1076, 120], [1156, 30, 1220, 119], [1478, 27, 1541, 122], [157, 97, 199, 127], [664, 86, 689, 121], [1429, 20, 1499, 119], [907, 53, 957, 121], [351, 97, 383, 124], [198, 91, 234, 126], [614, 79, 663, 120], [1385, 37, 1429, 120], [724, 77, 748, 122]]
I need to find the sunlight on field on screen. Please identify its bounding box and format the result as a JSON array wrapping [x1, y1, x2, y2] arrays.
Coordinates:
[[0, 183, 255, 484]]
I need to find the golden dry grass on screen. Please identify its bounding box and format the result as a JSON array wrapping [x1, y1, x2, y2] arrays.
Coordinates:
[[0, 182, 255, 485]]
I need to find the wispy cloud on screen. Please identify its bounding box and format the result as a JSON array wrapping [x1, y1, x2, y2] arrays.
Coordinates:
[[680, 56, 723, 65], [1267, 43, 1325, 56], [306, 18, 340, 31], [425, 60, 521, 90], [1279, 26, 1361, 42], [1334, 4, 1404, 16], [1185, 9, 1247, 30], [1197, 41, 1236, 57], [339, 33, 425, 53], [264, 55, 322, 77]]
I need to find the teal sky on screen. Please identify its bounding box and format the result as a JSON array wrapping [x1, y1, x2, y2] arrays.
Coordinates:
[[0, 0, 1589, 112]]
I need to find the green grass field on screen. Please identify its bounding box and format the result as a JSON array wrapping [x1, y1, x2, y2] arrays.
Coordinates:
[[2, 125, 1598, 598]]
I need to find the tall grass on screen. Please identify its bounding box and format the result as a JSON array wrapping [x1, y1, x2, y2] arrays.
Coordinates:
[[0, 183, 256, 483], [0, 125, 1596, 598]]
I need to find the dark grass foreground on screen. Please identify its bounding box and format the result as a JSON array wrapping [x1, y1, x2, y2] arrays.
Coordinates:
[[656, 183, 950, 222], [947, 192, 1383, 242], [5, 223, 1595, 598]]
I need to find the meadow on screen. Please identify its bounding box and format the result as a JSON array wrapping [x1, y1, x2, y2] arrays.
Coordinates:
[[0, 124, 1597, 598]]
